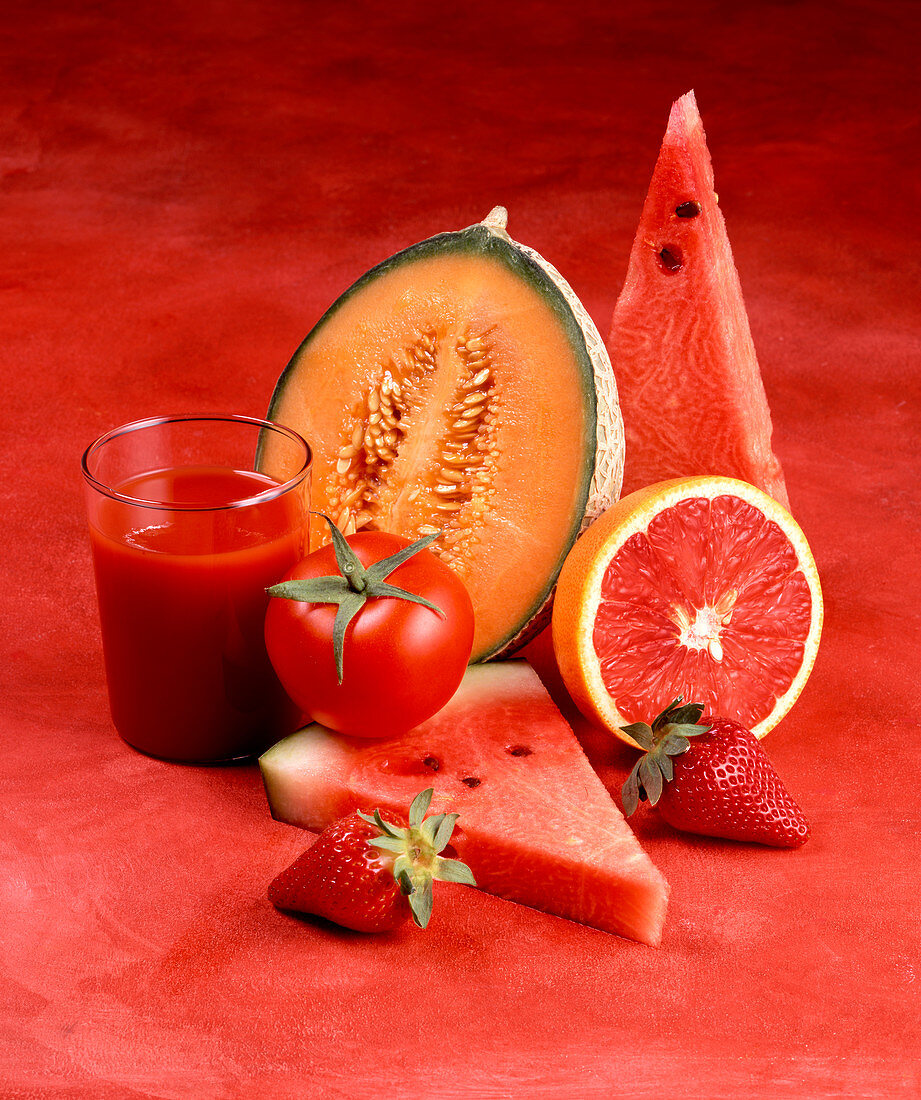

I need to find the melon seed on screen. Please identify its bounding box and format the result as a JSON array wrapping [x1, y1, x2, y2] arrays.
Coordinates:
[[319, 326, 506, 558]]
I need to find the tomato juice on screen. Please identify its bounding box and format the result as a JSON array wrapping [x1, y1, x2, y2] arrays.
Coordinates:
[[88, 465, 307, 762]]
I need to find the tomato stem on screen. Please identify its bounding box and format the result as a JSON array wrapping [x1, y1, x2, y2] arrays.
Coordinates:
[[266, 512, 447, 683]]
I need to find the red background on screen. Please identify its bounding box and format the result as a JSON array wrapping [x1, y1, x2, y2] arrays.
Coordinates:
[[2, 1, 919, 1096]]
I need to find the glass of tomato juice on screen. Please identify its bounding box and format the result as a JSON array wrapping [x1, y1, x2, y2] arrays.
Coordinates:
[[81, 414, 311, 764]]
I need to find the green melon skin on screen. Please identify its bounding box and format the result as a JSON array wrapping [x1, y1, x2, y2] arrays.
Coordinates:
[[259, 208, 623, 663], [260, 661, 668, 946]]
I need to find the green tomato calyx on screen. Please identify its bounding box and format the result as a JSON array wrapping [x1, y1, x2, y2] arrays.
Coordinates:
[[358, 788, 477, 929], [266, 513, 446, 683]]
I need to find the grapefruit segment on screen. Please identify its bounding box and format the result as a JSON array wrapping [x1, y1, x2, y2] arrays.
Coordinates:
[[552, 476, 822, 745], [608, 90, 789, 508], [260, 661, 669, 946]]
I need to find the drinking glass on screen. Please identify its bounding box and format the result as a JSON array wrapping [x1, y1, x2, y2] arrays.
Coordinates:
[[82, 414, 311, 763]]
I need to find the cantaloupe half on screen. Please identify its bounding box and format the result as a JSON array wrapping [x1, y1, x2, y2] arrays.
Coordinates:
[[259, 208, 623, 661]]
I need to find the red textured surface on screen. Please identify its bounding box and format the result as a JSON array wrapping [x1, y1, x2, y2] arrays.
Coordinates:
[[2, 2, 919, 1096]]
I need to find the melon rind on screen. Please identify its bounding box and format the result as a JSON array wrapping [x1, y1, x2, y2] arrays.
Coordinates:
[[261, 208, 623, 662], [477, 207, 624, 533]]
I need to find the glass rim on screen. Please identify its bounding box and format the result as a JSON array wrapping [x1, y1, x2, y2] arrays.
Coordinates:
[[81, 413, 312, 512]]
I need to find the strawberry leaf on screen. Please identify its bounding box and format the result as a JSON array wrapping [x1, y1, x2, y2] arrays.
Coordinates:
[[622, 762, 642, 816], [367, 836, 405, 853], [393, 855, 413, 888], [435, 857, 476, 886], [659, 733, 692, 756], [408, 788, 433, 827], [432, 813, 460, 854], [408, 879, 434, 929], [669, 702, 705, 726], [651, 698, 685, 732], [619, 721, 656, 751], [639, 755, 663, 806], [419, 813, 442, 847], [363, 809, 401, 837]]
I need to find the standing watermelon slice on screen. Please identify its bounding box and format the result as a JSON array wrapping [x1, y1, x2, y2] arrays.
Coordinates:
[[608, 90, 789, 508]]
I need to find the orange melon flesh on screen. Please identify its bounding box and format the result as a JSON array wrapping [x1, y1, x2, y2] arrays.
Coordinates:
[[260, 662, 669, 946], [608, 90, 790, 508], [259, 212, 622, 662], [596, 493, 813, 728]]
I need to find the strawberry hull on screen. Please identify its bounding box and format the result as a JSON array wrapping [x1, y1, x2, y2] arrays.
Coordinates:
[[260, 662, 669, 946]]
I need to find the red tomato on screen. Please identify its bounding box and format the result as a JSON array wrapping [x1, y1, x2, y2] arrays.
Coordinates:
[[264, 531, 474, 738]]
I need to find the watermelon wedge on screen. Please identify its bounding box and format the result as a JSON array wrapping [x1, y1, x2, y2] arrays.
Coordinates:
[[608, 90, 790, 509], [260, 662, 669, 946]]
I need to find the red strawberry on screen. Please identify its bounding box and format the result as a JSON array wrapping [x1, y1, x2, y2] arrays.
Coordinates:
[[621, 699, 809, 848], [268, 788, 476, 932]]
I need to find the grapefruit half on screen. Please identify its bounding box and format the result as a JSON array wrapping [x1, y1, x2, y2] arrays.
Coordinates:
[[552, 476, 822, 745]]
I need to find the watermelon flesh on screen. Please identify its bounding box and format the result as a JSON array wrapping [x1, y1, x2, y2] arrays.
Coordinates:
[[260, 662, 669, 946], [608, 90, 790, 509]]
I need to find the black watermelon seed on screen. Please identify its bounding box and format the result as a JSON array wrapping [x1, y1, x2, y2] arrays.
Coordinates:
[[658, 246, 683, 273]]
